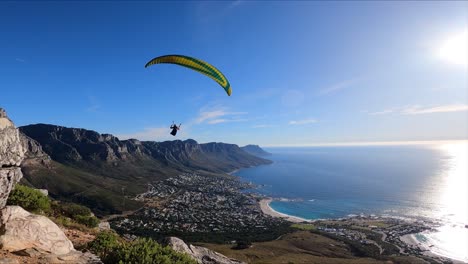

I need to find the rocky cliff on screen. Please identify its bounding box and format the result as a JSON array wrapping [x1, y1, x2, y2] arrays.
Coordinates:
[[0, 108, 24, 208], [19, 133, 51, 167]]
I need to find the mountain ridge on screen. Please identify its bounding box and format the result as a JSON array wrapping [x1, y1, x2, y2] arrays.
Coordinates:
[[19, 123, 271, 215]]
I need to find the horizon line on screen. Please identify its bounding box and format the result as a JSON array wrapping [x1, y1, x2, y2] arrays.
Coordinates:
[[262, 139, 468, 148]]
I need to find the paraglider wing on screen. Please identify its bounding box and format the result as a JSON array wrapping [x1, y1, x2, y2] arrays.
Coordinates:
[[145, 55, 231, 96]]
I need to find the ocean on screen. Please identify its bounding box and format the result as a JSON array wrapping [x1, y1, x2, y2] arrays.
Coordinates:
[[234, 141, 468, 262]]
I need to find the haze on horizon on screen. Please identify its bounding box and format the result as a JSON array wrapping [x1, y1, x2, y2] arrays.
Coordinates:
[[1, 1, 467, 146]]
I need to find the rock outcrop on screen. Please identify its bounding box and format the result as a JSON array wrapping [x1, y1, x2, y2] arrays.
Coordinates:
[[19, 133, 50, 167], [0, 206, 74, 255], [0, 108, 24, 208], [164, 237, 245, 264]]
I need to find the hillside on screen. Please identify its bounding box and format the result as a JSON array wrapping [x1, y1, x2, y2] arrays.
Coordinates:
[[241, 144, 271, 157], [19, 124, 271, 216]]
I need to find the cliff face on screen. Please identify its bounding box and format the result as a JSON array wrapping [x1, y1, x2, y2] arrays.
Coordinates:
[[0, 108, 24, 208], [20, 133, 51, 166], [19, 124, 148, 164], [20, 124, 271, 174]]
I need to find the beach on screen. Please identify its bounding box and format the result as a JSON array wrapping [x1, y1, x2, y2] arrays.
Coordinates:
[[259, 198, 310, 223]]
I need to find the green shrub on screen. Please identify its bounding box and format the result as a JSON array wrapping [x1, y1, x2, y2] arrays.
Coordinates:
[[75, 215, 100, 228], [54, 202, 92, 217], [88, 232, 196, 264], [88, 231, 120, 261], [51, 202, 99, 228], [7, 184, 50, 213], [232, 240, 252, 250], [113, 238, 197, 264]]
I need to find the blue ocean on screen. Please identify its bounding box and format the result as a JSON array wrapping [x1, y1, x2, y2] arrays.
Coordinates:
[[234, 142, 468, 262]]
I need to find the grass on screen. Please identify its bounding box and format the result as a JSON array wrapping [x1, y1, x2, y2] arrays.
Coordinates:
[[198, 231, 387, 264], [291, 223, 316, 231], [21, 160, 144, 216], [199, 230, 431, 264]]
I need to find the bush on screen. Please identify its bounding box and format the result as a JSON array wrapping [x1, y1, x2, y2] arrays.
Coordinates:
[[75, 215, 100, 228], [51, 202, 99, 228], [7, 184, 50, 213], [88, 231, 120, 261], [54, 202, 92, 217], [232, 240, 252, 250], [88, 232, 197, 264]]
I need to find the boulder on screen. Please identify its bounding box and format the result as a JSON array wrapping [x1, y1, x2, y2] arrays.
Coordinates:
[[42, 250, 102, 264], [164, 237, 245, 264], [0, 206, 74, 255], [0, 258, 19, 264], [98, 221, 110, 231], [11, 247, 102, 264]]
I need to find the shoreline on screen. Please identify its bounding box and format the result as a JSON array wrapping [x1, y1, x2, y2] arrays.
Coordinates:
[[400, 233, 467, 264], [259, 198, 310, 223], [259, 199, 466, 263], [227, 169, 239, 175]]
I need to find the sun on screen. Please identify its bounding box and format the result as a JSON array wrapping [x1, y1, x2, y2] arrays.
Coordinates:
[[437, 30, 467, 66]]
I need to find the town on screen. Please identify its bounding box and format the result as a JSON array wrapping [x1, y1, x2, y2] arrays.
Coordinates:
[[110, 173, 290, 243], [308, 216, 452, 263]]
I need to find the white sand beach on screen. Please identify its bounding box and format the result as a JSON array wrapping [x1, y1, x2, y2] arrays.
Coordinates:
[[259, 198, 310, 223]]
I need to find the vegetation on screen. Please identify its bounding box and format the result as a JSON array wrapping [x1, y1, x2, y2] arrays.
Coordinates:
[[87, 231, 120, 261], [7, 184, 99, 229], [232, 240, 252, 250], [291, 223, 316, 231], [199, 230, 386, 264], [20, 160, 144, 216], [88, 231, 197, 264], [118, 222, 292, 244], [7, 184, 51, 213], [52, 202, 99, 228]]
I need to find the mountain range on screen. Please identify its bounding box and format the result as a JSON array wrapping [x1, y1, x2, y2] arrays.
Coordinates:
[[19, 124, 272, 216]]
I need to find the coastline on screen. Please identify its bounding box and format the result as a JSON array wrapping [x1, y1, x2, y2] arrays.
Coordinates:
[[400, 234, 467, 264], [259, 198, 310, 223], [227, 169, 239, 175], [258, 198, 466, 263]]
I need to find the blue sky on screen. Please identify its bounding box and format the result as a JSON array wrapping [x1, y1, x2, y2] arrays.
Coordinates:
[[1, 1, 467, 146]]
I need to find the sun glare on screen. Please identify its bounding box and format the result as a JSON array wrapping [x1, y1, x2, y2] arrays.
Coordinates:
[[437, 30, 468, 66]]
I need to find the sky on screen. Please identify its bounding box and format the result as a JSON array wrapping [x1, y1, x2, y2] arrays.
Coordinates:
[[1, 1, 467, 146]]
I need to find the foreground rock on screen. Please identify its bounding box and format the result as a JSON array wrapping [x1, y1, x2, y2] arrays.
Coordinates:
[[0, 206, 74, 255], [0, 108, 24, 208], [165, 237, 245, 264], [0, 206, 102, 263]]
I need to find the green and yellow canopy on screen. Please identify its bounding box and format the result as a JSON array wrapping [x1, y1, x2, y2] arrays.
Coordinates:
[[145, 54, 231, 96]]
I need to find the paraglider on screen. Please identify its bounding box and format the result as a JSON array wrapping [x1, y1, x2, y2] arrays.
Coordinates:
[[170, 122, 181, 136], [145, 54, 232, 96]]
